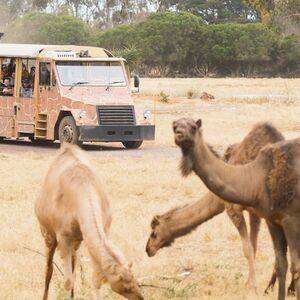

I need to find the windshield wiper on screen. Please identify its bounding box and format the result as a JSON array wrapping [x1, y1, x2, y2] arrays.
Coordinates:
[[105, 81, 125, 91], [69, 81, 89, 90]]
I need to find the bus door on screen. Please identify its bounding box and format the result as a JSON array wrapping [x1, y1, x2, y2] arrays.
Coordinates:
[[16, 58, 36, 137], [0, 57, 17, 138], [36, 61, 55, 140]]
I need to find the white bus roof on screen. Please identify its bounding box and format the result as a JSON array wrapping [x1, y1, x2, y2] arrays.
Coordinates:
[[0, 44, 114, 59]]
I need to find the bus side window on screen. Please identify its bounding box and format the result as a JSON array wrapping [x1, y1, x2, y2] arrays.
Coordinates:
[[39, 62, 50, 86]]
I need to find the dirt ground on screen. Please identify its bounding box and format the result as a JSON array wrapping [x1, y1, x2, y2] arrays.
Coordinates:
[[0, 78, 300, 300]]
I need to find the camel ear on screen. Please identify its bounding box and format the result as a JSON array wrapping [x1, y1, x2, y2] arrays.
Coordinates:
[[128, 261, 133, 268], [151, 215, 160, 228], [196, 119, 202, 128]]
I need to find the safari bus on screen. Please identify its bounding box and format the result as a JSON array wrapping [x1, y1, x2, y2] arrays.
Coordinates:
[[0, 43, 155, 149]]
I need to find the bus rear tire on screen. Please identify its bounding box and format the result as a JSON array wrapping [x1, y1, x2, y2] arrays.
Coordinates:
[[122, 140, 143, 149], [58, 116, 82, 146]]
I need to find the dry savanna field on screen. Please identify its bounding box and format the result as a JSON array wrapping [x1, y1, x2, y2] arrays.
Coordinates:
[[1, 78, 300, 300]]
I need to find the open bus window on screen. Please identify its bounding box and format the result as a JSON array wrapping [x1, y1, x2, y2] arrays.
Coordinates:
[[39, 62, 51, 86], [0, 59, 15, 96], [20, 58, 35, 98], [56, 62, 126, 87]]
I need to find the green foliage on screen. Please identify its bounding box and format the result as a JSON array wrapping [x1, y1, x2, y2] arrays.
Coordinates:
[[2, 12, 96, 45], [112, 46, 142, 69], [158, 91, 170, 103], [202, 23, 278, 75], [98, 11, 205, 76]]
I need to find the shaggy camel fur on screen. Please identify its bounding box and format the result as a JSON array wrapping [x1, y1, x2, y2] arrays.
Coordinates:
[[173, 117, 300, 300], [35, 144, 143, 300], [146, 123, 292, 292]]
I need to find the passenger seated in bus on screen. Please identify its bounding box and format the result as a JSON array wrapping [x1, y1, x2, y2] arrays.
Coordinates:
[[2, 78, 13, 96], [10, 72, 15, 86], [8, 59, 15, 76], [29, 67, 35, 86], [1, 65, 9, 78], [20, 79, 33, 98], [22, 64, 30, 80]]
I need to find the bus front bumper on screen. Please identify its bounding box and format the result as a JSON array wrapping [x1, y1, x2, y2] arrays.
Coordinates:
[[79, 125, 155, 142]]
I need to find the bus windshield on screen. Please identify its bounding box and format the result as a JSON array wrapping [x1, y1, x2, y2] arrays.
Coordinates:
[[56, 61, 126, 87]]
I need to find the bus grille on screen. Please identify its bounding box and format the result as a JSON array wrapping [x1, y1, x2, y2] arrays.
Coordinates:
[[97, 105, 136, 125]]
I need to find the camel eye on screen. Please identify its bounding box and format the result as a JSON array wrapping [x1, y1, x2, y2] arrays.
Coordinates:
[[191, 125, 197, 134], [151, 232, 157, 239], [124, 287, 131, 293]]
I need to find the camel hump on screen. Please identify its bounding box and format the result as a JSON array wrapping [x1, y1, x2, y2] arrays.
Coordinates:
[[228, 122, 285, 164], [266, 139, 299, 210]]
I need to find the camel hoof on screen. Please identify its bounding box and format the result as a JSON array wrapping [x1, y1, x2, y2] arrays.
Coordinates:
[[64, 278, 74, 291], [246, 282, 257, 294], [287, 287, 295, 296], [264, 285, 274, 296]]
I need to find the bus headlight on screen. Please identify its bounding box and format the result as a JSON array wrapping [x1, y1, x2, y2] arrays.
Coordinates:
[[143, 109, 151, 120], [78, 110, 87, 119]]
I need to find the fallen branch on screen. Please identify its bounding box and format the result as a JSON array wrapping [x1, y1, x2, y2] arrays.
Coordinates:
[[23, 246, 64, 276], [138, 283, 169, 290]]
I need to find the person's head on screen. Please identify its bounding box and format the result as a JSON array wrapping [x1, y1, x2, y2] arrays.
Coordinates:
[[4, 79, 10, 86], [2, 66, 8, 75], [23, 79, 31, 88]]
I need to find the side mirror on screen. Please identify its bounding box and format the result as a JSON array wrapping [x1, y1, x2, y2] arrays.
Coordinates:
[[134, 75, 140, 92]]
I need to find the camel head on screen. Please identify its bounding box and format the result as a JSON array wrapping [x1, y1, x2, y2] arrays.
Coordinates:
[[173, 118, 202, 177], [145, 215, 173, 257], [109, 263, 144, 300], [173, 118, 202, 153]]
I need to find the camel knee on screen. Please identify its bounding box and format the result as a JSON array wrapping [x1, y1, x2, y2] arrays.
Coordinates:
[[64, 274, 75, 291], [275, 260, 288, 278], [93, 270, 106, 289], [290, 265, 300, 281]]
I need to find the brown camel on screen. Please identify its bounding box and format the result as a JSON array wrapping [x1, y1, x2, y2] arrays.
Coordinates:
[[35, 144, 143, 300], [173, 117, 300, 300], [146, 122, 294, 293]]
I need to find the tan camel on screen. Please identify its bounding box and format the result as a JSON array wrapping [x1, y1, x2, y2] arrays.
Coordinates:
[[173, 117, 300, 300], [35, 144, 143, 300], [146, 122, 291, 292]]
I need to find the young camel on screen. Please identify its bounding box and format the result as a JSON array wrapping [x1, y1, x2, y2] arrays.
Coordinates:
[[173, 117, 300, 300], [146, 122, 294, 293], [35, 144, 143, 300]]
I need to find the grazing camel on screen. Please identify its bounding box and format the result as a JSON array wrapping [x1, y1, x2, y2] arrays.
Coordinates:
[[173, 117, 300, 300], [35, 144, 143, 300], [146, 122, 291, 292]]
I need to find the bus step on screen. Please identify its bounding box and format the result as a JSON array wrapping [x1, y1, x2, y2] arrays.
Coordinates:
[[36, 127, 47, 131], [18, 121, 35, 126], [35, 136, 47, 139]]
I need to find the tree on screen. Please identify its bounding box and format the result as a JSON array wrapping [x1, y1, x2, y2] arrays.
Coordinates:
[[176, 0, 258, 23], [2, 12, 96, 45]]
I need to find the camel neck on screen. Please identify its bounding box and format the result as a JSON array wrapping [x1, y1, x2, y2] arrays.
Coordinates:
[[166, 193, 225, 234], [190, 133, 261, 207]]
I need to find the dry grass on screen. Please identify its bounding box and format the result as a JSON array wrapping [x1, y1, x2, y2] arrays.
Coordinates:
[[1, 77, 300, 300]]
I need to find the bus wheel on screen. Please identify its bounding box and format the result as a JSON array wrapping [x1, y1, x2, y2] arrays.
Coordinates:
[[58, 116, 82, 146], [122, 141, 143, 149]]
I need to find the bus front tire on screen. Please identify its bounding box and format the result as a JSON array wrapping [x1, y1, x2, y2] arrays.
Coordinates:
[[58, 116, 82, 146], [122, 140, 143, 149]]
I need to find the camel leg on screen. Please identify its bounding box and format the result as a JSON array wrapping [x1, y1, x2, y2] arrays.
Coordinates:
[[266, 222, 288, 300], [92, 258, 106, 300], [57, 234, 75, 298], [71, 252, 77, 298], [226, 209, 256, 291], [282, 217, 300, 300], [42, 233, 57, 300], [249, 213, 260, 257]]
